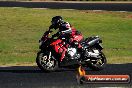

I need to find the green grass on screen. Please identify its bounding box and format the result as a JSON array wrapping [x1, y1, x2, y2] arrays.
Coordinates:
[[0, 7, 132, 65]]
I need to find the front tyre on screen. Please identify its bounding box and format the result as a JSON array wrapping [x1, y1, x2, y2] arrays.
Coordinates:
[[36, 51, 58, 72], [88, 51, 107, 71]]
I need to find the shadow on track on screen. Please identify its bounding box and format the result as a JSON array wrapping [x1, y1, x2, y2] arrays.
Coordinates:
[[0, 63, 131, 74], [0, 66, 76, 73]]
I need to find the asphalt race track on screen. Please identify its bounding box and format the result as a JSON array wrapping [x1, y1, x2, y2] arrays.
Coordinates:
[[0, 63, 131, 88], [0, 1, 132, 11]]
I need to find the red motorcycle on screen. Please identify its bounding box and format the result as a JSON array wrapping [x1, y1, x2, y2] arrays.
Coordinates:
[[36, 29, 107, 72]]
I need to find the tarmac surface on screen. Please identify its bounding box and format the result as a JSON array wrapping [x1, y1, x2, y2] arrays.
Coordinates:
[[0, 1, 132, 11], [0, 63, 131, 88]]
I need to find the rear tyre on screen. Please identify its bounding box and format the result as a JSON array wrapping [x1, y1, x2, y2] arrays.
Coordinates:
[[36, 51, 58, 72], [88, 51, 107, 71]]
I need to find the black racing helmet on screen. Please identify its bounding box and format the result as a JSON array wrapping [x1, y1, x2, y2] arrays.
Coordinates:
[[51, 16, 64, 29]]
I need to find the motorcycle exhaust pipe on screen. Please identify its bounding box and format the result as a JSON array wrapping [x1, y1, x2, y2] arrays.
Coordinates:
[[87, 38, 100, 46]]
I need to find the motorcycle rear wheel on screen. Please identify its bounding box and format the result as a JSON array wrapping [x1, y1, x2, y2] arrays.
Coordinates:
[[36, 51, 58, 72], [88, 51, 107, 71]]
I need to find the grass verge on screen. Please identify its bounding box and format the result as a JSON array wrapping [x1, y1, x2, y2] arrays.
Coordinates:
[[0, 7, 132, 65]]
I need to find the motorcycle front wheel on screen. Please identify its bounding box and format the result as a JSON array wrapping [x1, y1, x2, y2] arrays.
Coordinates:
[[36, 51, 58, 72]]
